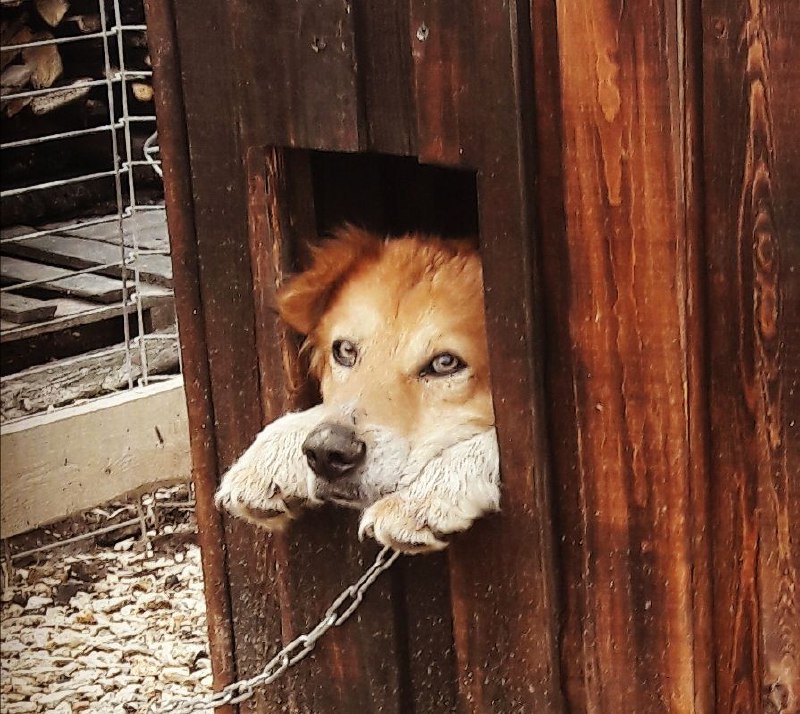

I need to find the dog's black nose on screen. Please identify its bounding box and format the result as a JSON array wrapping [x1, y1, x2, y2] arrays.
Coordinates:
[[302, 423, 366, 481]]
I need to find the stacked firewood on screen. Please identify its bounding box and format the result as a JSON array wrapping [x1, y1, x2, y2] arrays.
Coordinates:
[[1, 0, 151, 119], [1, 0, 159, 227]]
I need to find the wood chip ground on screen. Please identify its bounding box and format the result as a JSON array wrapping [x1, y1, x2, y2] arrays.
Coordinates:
[[1, 518, 211, 712]]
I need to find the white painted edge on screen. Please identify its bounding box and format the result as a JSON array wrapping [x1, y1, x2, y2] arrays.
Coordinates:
[[1, 377, 191, 539]]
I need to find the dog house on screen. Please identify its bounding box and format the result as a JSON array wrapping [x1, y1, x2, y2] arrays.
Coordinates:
[[144, 1, 798, 712]]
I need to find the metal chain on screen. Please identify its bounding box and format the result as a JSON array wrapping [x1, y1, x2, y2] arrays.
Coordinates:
[[156, 547, 400, 713]]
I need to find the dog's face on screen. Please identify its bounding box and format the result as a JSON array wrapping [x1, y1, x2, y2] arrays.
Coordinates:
[[279, 227, 494, 507], [215, 226, 500, 552]]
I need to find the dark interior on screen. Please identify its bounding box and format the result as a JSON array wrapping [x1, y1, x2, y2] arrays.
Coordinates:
[[308, 150, 479, 240]]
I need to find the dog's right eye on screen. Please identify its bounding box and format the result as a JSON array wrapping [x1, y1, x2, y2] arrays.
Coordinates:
[[332, 339, 358, 367], [420, 352, 466, 377]]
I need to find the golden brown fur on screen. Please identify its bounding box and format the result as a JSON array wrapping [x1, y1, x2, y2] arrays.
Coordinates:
[[278, 225, 493, 439], [215, 226, 500, 553]]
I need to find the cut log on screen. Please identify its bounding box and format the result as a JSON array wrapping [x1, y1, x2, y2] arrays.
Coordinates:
[[22, 33, 63, 89], [2, 233, 173, 287], [0, 256, 125, 303], [30, 77, 91, 114], [1, 330, 180, 421], [0, 22, 32, 72], [1, 63, 33, 90], [35, 0, 70, 27], [69, 15, 102, 33], [132, 82, 153, 102], [0, 293, 58, 324]]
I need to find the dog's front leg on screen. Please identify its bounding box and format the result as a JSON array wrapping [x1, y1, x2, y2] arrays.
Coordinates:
[[215, 405, 325, 529], [359, 429, 500, 553]]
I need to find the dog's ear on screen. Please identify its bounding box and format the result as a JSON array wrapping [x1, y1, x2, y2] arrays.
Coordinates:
[[277, 225, 381, 335]]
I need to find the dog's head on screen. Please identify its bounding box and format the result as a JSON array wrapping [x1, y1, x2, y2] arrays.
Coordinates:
[[277, 226, 494, 508]]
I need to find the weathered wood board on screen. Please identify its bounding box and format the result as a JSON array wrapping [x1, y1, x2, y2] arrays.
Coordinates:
[[53, 209, 171, 251], [146, 0, 800, 712], [702, 0, 800, 710], [0, 256, 125, 304], [1, 332, 180, 422], [0, 378, 190, 539], [3, 233, 173, 287], [0, 293, 58, 324], [0, 289, 172, 343]]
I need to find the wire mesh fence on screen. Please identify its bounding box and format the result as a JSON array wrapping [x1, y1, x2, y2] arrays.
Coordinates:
[[1, 0, 191, 553], [1, 0, 180, 423]]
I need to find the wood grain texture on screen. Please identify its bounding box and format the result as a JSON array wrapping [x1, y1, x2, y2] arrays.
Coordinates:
[[227, 0, 363, 152], [144, 0, 238, 698], [418, 1, 565, 711], [246, 147, 406, 713], [703, 1, 800, 712], [171, 2, 289, 704], [352, 0, 416, 156], [549, 0, 712, 710], [529, 0, 590, 709], [408, 0, 473, 167], [0, 380, 189, 539]]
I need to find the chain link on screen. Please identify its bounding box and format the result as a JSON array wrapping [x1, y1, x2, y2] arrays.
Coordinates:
[[156, 547, 400, 713]]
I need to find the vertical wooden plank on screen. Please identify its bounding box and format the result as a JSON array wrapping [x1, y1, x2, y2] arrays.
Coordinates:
[[408, 1, 565, 711], [352, 1, 417, 156], [408, 0, 473, 166], [527, 0, 589, 708], [391, 554, 461, 714], [703, 1, 800, 711], [168, 3, 288, 711], [379, 155, 469, 714], [549, 0, 713, 710], [227, 0, 364, 151], [247, 147, 406, 713], [143, 0, 237, 700], [681, 1, 717, 711]]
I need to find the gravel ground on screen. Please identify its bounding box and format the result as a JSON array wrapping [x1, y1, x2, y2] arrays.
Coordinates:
[[1, 511, 211, 713]]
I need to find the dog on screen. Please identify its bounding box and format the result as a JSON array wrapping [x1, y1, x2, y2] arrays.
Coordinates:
[[215, 226, 500, 553]]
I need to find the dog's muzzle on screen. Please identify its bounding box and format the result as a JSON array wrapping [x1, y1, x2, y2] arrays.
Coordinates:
[[302, 422, 366, 482]]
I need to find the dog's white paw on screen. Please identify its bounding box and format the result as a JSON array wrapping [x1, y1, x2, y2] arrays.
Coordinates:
[[359, 429, 501, 553], [215, 476, 305, 531], [358, 493, 451, 553], [214, 407, 324, 530]]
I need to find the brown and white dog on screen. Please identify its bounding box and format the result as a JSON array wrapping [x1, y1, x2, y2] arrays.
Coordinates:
[[214, 226, 500, 553]]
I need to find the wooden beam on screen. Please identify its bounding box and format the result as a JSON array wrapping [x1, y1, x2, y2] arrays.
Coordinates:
[[702, 0, 800, 710], [143, 0, 238, 699], [0, 293, 58, 324], [0, 378, 190, 539], [3, 233, 173, 288], [0, 289, 171, 343], [0, 256, 125, 304], [1, 333, 179, 421], [544, 0, 713, 710]]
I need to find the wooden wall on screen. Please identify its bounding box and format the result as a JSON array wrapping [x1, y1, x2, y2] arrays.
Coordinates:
[[145, 0, 799, 712]]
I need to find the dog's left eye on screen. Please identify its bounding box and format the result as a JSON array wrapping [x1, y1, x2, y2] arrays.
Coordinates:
[[422, 353, 465, 377], [332, 339, 358, 367]]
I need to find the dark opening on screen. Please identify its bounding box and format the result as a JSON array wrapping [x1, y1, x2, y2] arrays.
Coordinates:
[[308, 151, 478, 240], [295, 151, 477, 711]]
